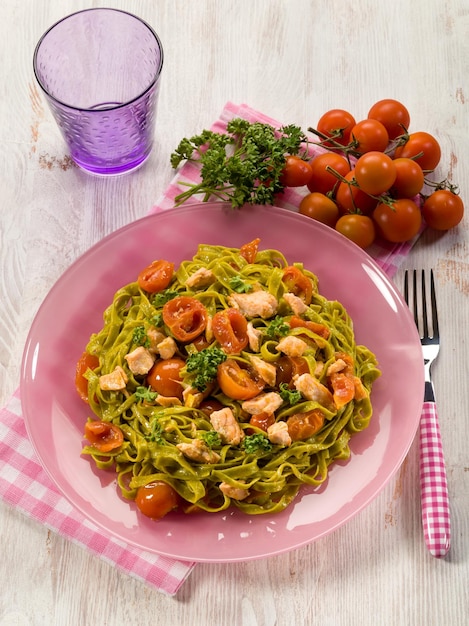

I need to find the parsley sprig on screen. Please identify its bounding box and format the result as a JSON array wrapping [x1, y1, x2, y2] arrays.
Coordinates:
[[185, 346, 228, 391], [243, 433, 273, 454], [170, 118, 309, 208]]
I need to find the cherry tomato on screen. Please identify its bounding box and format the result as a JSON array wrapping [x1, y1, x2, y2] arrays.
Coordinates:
[[306, 152, 351, 195], [354, 151, 397, 196], [316, 109, 356, 146], [84, 420, 124, 453], [162, 296, 208, 342], [299, 192, 339, 227], [367, 99, 410, 139], [373, 198, 422, 243], [286, 409, 325, 441], [137, 260, 174, 293], [239, 238, 260, 264], [422, 190, 464, 230], [391, 157, 425, 198], [289, 315, 330, 339], [135, 481, 179, 520], [217, 359, 264, 400], [282, 266, 313, 304], [147, 357, 185, 399], [198, 398, 225, 417], [275, 356, 309, 388], [350, 119, 389, 154], [394, 131, 441, 171], [212, 308, 248, 354], [75, 352, 99, 403], [335, 170, 378, 216], [335, 214, 376, 249], [249, 412, 276, 432], [280, 155, 313, 187]]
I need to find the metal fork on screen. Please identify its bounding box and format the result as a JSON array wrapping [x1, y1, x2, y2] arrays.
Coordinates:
[[404, 270, 451, 557]]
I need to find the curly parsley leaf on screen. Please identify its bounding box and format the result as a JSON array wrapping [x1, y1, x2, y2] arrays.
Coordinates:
[[200, 430, 222, 448], [185, 346, 228, 391], [265, 315, 290, 339], [145, 418, 165, 444], [229, 275, 252, 293], [279, 382, 302, 405], [152, 289, 179, 308], [170, 118, 310, 208], [243, 433, 273, 454], [135, 386, 158, 402], [132, 326, 150, 347]]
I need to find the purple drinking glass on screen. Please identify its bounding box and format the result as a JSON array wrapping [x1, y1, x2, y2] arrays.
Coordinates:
[[33, 8, 164, 175]]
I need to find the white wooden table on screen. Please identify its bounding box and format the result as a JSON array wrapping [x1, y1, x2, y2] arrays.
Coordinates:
[[1, 1, 468, 624]]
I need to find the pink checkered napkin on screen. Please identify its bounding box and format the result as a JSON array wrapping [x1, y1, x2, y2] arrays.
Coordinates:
[[0, 390, 194, 595], [0, 102, 422, 595]]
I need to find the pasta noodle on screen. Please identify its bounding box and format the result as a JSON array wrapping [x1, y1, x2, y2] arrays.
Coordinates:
[[79, 240, 380, 517]]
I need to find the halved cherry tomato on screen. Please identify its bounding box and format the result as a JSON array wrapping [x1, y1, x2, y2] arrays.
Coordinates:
[[306, 152, 351, 195], [394, 131, 441, 171], [391, 158, 425, 198], [286, 409, 325, 441], [137, 260, 174, 293], [367, 99, 410, 139], [239, 238, 260, 264], [329, 372, 355, 409], [162, 296, 208, 342], [289, 315, 330, 339], [135, 481, 179, 519], [354, 151, 397, 196], [75, 352, 100, 403], [84, 420, 124, 453], [198, 398, 225, 417], [280, 156, 313, 187], [335, 214, 376, 249], [212, 308, 248, 354], [350, 119, 389, 154], [373, 198, 422, 243], [217, 359, 264, 400], [249, 412, 275, 433], [422, 190, 464, 230], [335, 170, 378, 216], [275, 356, 310, 388], [147, 357, 185, 399], [316, 109, 356, 146], [282, 266, 313, 304], [299, 192, 339, 228]]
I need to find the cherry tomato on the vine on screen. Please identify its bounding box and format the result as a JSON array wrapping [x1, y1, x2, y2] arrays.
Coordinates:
[[335, 170, 378, 216], [354, 151, 397, 196], [280, 155, 313, 187], [394, 131, 441, 171], [367, 99, 411, 140], [391, 158, 425, 198], [135, 481, 179, 520], [316, 109, 356, 146], [306, 152, 351, 195], [299, 192, 339, 227], [350, 119, 389, 154], [335, 214, 376, 249], [137, 259, 174, 293], [373, 198, 422, 243], [422, 190, 464, 230]]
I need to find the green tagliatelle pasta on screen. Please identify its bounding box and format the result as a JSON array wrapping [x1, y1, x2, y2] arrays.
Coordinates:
[[80, 241, 381, 516]]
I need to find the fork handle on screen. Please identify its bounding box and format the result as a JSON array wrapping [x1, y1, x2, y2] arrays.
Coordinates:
[[419, 401, 451, 557]]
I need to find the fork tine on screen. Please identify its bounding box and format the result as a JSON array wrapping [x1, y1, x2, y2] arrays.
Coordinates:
[[422, 270, 429, 339], [430, 269, 440, 339], [412, 269, 418, 328]]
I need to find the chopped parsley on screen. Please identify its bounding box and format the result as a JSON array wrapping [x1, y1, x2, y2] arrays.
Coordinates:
[[279, 382, 302, 405], [185, 346, 227, 391], [152, 289, 179, 307], [145, 419, 165, 444], [132, 326, 150, 347], [229, 275, 253, 293], [265, 315, 290, 339], [243, 433, 273, 454], [135, 386, 158, 402], [200, 430, 222, 448]]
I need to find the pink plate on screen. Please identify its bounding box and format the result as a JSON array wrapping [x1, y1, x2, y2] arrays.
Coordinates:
[[21, 203, 424, 562]]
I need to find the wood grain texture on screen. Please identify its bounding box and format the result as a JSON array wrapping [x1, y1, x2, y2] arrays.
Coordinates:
[[1, 0, 468, 624]]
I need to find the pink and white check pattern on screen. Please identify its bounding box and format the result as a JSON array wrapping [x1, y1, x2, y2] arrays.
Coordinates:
[[419, 402, 451, 557], [0, 102, 425, 593]]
